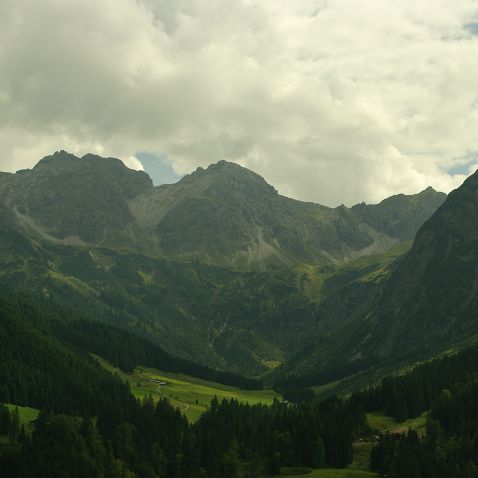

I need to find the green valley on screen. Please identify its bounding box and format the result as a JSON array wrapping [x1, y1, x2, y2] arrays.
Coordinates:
[[93, 355, 279, 422]]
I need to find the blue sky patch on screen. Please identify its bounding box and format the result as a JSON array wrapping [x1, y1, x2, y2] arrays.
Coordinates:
[[136, 152, 182, 185], [447, 154, 478, 176], [465, 22, 478, 35]]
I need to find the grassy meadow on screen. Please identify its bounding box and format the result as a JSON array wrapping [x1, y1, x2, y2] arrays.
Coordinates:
[[367, 410, 428, 436], [93, 354, 279, 421], [0, 403, 39, 444], [6, 403, 40, 427]]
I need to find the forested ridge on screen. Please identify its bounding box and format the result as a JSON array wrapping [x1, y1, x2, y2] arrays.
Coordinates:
[[369, 376, 478, 477], [354, 341, 478, 421], [361, 344, 478, 477], [58, 319, 261, 389], [0, 292, 136, 416], [0, 395, 362, 477], [1, 288, 261, 390]]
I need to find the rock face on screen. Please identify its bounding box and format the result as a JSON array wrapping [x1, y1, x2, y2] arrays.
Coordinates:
[[0, 151, 444, 270], [1, 151, 153, 248], [132, 160, 365, 268]]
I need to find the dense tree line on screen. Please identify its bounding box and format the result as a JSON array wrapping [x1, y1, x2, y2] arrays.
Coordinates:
[[370, 377, 478, 478], [194, 395, 364, 476], [351, 343, 478, 421], [363, 343, 478, 477], [2, 286, 262, 390], [0, 404, 21, 442], [0, 294, 136, 416], [0, 398, 189, 478], [0, 394, 364, 478]]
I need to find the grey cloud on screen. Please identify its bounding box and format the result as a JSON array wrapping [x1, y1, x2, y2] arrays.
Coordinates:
[[0, 0, 478, 205]]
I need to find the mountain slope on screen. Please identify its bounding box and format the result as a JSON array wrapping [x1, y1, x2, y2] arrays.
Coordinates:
[[368, 168, 478, 356], [279, 169, 478, 386], [0, 290, 136, 416], [0, 220, 414, 377]]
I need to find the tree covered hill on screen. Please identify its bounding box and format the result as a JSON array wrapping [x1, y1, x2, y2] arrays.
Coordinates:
[[365, 342, 478, 477]]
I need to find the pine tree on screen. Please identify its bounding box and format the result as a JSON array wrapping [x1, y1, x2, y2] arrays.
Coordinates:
[[9, 407, 20, 442], [0, 404, 10, 435]]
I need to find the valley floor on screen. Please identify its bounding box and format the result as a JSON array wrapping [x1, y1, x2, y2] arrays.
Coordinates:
[[0, 403, 39, 445], [93, 354, 279, 421], [5, 403, 39, 426], [366, 410, 428, 436]]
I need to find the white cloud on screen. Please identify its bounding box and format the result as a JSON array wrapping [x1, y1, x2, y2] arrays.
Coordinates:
[[0, 0, 478, 205]]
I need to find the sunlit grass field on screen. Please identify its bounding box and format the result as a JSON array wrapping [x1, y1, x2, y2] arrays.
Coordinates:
[[0, 403, 39, 443], [93, 354, 279, 421], [6, 403, 39, 427], [367, 410, 428, 436]]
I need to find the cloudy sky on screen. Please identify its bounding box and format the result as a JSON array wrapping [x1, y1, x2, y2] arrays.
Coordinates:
[[1, 0, 478, 206]]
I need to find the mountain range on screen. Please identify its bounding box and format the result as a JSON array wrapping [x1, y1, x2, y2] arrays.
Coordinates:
[[1, 151, 445, 270], [3, 150, 476, 386]]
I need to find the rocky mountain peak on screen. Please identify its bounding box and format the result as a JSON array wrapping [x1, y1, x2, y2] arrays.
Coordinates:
[[179, 160, 278, 199]]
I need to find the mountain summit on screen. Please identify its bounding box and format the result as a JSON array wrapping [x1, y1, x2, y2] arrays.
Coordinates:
[[2, 151, 152, 247]]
